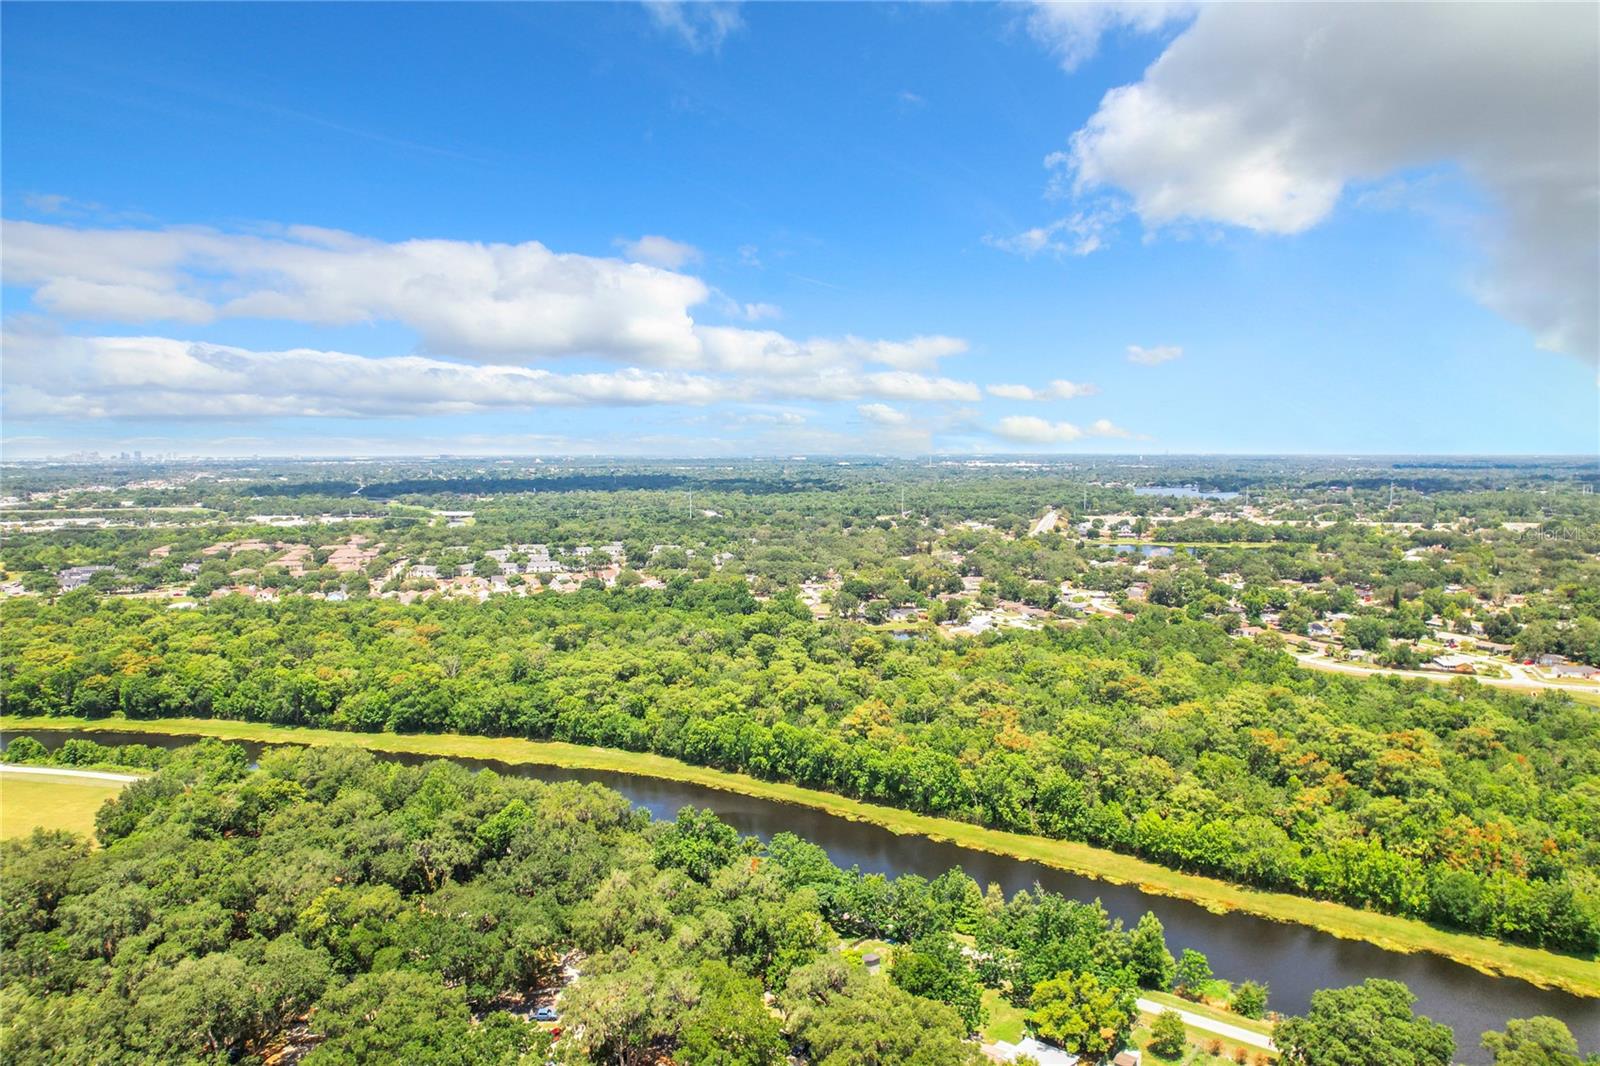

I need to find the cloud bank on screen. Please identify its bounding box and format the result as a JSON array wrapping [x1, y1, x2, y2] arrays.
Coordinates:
[[2, 218, 1144, 449], [0, 329, 985, 420], [1, 218, 993, 425], [4, 220, 712, 364]]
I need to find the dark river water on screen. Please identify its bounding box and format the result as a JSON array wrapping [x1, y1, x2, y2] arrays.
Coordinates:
[[7, 727, 1596, 1061]]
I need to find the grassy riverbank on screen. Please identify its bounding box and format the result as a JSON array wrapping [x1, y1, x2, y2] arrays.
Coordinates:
[[4, 714, 1598, 998], [1140, 990, 1275, 1038]]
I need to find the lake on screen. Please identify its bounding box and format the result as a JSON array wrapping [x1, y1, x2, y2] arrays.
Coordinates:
[[1134, 485, 1242, 500], [6, 726, 1595, 1061], [1111, 544, 1180, 557]]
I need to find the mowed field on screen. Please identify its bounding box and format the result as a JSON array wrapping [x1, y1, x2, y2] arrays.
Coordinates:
[[0, 770, 126, 840]]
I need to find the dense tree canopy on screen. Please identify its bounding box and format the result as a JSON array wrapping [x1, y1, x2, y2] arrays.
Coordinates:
[[0, 737, 1200, 1065], [6, 584, 1596, 955]]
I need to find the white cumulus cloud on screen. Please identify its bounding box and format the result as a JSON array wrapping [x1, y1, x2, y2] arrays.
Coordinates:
[[858, 403, 912, 426], [0, 327, 984, 419], [993, 414, 1131, 444], [984, 208, 1119, 258], [986, 379, 1100, 400], [0, 331, 733, 419], [1060, 2, 1598, 363], [616, 234, 702, 269], [740, 302, 782, 321], [2, 220, 976, 383], [3, 220, 711, 365], [645, 1, 743, 53], [994, 416, 1080, 444], [1024, 2, 1194, 72], [1126, 344, 1181, 366], [1048, 379, 1099, 398], [692, 327, 967, 376]]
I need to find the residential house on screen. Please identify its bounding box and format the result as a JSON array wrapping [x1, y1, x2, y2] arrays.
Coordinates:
[[1430, 655, 1477, 674], [57, 565, 115, 590]]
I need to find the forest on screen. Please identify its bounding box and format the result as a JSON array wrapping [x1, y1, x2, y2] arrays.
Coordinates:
[[10, 738, 1587, 1065], [4, 582, 1597, 957]]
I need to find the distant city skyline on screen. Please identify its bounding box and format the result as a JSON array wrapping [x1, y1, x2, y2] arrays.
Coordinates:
[[2, 2, 1596, 459]]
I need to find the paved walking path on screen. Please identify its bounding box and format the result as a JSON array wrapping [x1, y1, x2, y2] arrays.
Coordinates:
[[0, 764, 141, 783], [1137, 998, 1276, 1051]]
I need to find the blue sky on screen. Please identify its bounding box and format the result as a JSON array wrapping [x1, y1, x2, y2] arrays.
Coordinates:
[[2, 1, 1596, 458]]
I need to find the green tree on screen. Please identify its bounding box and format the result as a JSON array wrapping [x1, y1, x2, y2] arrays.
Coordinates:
[[1344, 615, 1390, 652], [655, 806, 742, 882], [306, 970, 544, 1066], [890, 933, 986, 1033], [782, 957, 980, 1066], [555, 952, 694, 1065], [1149, 1009, 1188, 1057], [1027, 970, 1137, 1057], [1232, 980, 1269, 1020], [1174, 949, 1212, 998], [1128, 912, 1176, 991], [1, 736, 47, 764], [1276, 980, 1453, 1066], [678, 961, 786, 1066], [1481, 1016, 1588, 1066], [127, 952, 260, 1060], [304, 970, 468, 1065]]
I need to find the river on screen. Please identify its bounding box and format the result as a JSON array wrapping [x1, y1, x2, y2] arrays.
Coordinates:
[[7, 727, 1596, 1060]]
